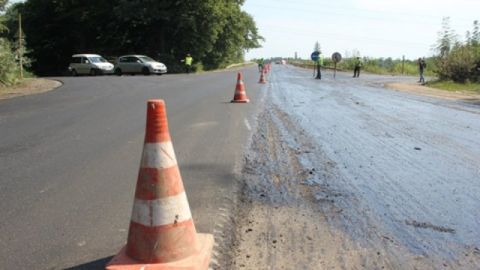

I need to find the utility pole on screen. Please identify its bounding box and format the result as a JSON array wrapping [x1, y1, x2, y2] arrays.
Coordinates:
[[401, 55, 405, 75], [18, 13, 23, 80]]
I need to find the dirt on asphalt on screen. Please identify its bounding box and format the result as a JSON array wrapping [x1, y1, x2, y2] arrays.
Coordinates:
[[0, 78, 62, 100], [220, 104, 479, 270], [213, 66, 480, 270]]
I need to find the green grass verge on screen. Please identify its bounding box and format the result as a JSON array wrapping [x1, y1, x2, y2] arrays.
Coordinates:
[[426, 80, 480, 93]]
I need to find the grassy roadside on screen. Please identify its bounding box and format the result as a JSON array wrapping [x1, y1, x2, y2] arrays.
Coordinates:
[[426, 80, 480, 94]]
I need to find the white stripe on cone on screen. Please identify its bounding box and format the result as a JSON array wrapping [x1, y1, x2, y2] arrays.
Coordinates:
[[141, 142, 177, 169], [131, 192, 192, 227]]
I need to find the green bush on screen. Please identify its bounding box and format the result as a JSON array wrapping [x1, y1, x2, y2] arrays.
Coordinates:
[[436, 45, 477, 83], [0, 38, 19, 86]]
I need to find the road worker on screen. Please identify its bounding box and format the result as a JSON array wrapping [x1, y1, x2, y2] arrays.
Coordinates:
[[182, 53, 193, 74], [315, 52, 324, 79], [257, 58, 264, 72], [353, 57, 362, 78]]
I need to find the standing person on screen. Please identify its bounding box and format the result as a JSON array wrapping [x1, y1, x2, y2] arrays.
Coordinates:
[[353, 57, 362, 78], [315, 52, 324, 79], [182, 53, 193, 73], [257, 58, 264, 72], [418, 57, 427, 84]]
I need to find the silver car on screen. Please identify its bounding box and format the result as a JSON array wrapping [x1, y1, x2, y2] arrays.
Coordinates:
[[68, 54, 114, 76], [114, 55, 167, 75]]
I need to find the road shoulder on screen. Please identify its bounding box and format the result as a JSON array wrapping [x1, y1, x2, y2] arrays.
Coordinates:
[[0, 78, 62, 100], [385, 82, 480, 104]]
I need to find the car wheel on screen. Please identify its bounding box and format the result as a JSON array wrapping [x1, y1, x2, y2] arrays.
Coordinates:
[[90, 68, 98, 76], [142, 67, 150, 75], [115, 68, 122, 76], [71, 69, 78, 77]]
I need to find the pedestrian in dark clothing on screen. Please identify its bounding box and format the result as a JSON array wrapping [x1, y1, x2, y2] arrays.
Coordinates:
[[418, 57, 427, 84], [353, 57, 362, 78]]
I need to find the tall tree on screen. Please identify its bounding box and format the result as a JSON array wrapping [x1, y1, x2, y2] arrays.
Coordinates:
[[435, 17, 456, 57]]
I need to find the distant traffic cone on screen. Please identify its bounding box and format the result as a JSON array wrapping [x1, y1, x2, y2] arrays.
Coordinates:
[[259, 70, 267, 84], [231, 73, 250, 103], [107, 100, 214, 270]]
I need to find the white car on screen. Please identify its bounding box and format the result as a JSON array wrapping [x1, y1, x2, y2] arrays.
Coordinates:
[[68, 54, 114, 76], [114, 55, 167, 75]]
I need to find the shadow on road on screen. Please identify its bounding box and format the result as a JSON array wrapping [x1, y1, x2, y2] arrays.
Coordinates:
[[64, 256, 112, 270]]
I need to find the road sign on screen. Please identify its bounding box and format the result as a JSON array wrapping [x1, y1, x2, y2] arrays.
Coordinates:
[[331, 52, 342, 79], [332, 52, 342, 63], [311, 51, 320, 62]]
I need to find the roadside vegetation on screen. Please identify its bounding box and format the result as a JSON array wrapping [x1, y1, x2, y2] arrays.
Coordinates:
[[433, 18, 480, 84], [2, 0, 263, 76], [0, 0, 25, 87]]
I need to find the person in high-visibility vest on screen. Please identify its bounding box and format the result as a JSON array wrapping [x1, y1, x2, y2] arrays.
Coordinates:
[[257, 58, 264, 72], [353, 57, 362, 78], [315, 52, 324, 79], [182, 54, 193, 73]]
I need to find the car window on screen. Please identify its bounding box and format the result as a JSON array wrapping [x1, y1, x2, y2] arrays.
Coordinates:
[[138, 56, 155, 63], [89, 57, 108, 63], [71, 57, 82, 64]]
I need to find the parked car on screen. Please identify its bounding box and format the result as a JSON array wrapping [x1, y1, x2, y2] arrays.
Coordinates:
[[114, 55, 167, 75], [68, 54, 114, 76]]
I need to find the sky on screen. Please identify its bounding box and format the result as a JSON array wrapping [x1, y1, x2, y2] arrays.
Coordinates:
[[242, 0, 480, 60]]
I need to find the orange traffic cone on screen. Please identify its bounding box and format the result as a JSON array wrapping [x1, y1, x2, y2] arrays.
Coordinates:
[[259, 70, 267, 84], [231, 73, 250, 103], [106, 100, 214, 270]]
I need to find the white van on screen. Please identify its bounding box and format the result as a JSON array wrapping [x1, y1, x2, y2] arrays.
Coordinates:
[[68, 54, 114, 76]]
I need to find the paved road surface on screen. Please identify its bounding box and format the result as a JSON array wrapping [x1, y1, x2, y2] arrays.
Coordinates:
[[0, 67, 264, 269], [229, 65, 480, 269]]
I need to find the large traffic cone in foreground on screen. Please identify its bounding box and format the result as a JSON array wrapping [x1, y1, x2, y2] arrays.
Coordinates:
[[259, 70, 267, 84], [231, 72, 250, 103], [107, 100, 214, 270]]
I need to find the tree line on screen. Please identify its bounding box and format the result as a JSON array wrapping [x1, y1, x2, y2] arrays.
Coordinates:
[[1, 0, 262, 76]]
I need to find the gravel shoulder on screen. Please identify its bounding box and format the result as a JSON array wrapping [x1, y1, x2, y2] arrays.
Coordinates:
[[385, 82, 480, 105], [0, 78, 62, 100]]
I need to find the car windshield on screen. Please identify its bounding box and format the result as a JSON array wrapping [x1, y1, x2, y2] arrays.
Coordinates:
[[89, 57, 108, 63], [138, 56, 155, 63]]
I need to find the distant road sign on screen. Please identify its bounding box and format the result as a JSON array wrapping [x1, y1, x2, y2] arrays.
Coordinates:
[[332, 52, 342, 63], [311, 51, 320, 62]]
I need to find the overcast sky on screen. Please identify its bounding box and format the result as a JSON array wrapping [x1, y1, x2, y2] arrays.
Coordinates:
[[242, 0, 480, 60]]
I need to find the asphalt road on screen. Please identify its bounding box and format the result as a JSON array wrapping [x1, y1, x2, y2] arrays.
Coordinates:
[[230, 65, 480, 269], [0, 66, 265, 269]]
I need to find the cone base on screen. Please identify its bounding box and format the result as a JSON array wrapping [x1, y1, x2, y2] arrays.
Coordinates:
[[106, 233, 214, 270], [231, 99, 250, 103]]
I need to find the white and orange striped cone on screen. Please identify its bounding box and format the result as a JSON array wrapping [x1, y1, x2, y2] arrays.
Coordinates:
[[231, 72, 250, 103], [259, 70, 267, 84], [106, 100, 214, 270]]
